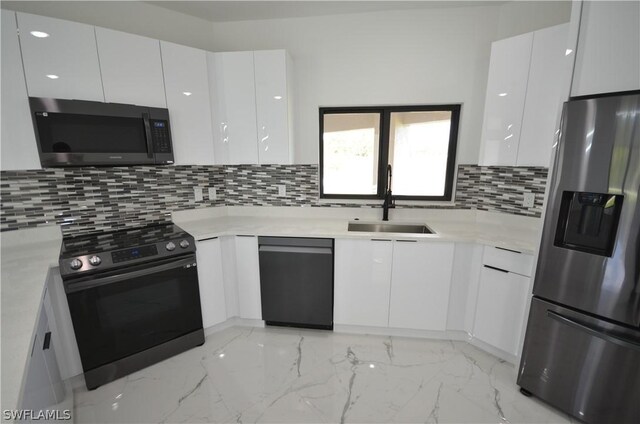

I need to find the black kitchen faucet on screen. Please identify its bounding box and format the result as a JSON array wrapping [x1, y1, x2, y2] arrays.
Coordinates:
[[382, 164, 395, 221]]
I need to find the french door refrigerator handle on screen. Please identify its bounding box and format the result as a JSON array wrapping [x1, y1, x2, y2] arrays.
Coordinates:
[[547, 310, 640, 352]]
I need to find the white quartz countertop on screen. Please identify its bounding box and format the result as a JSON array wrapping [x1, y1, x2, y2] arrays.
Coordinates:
[[174, 207, 542, 254], [1, 226, 62, 411], [0, 206, 541, 411]]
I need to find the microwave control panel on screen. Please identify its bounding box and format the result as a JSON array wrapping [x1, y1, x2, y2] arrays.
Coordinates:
[[151, 120, 172, 153]]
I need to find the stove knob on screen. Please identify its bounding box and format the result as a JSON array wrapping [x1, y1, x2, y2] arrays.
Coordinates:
[[179, 240, 190, 249], [166, 242, 176, 251], [89, 255, 102, 266], [70, 258, 83, 270]]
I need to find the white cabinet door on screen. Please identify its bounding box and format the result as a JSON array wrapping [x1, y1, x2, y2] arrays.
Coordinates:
[[254, 50, 292, 164], [388, 241, 454, 331], [161, 41, 215, 165], [234, 236, 262, 320], [208, 51, 259, 164], [21, 308, 57, 411], [518, 24, 570, 167], [196, 238, 227, 328], [95, 27, 166, 107], [334, 239, 393, 327], [1, 10, 40, 171], [572, 1, 640, 97], [17, 12, 104, 101], [479, 32, 533, 166], [473, 265, 530, 356]]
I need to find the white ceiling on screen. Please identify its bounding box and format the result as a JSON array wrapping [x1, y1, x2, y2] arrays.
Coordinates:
[[145, 1, 505, 23]]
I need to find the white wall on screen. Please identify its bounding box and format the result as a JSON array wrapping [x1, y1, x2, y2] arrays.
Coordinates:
[[1, 1, 570, 165]]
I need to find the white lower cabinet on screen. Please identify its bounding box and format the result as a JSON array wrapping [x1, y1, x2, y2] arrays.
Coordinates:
[[234, 236, 262, 320], [195, 238, 227, 328], [334, 239, 453, 330], [472, 246, 533, 356], [21, 292, 65, 411], [334, 239, 393, 327], [389, 241, 454, 331]]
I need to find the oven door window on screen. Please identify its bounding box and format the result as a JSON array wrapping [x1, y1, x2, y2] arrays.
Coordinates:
[[35, 112, 148, 154], [66, 259, 202, 371]]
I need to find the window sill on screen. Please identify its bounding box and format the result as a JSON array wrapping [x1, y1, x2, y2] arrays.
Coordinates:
[[317, 198, 456, 207]]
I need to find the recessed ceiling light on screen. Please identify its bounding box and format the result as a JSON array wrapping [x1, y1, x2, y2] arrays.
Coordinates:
[[30, 31, 49, 38], [46, 74, 59, 79], [498, 92, 507, 97], [565, 49, 573, 56], [273, 96, 283, 100], [182, 91, 192, 96]]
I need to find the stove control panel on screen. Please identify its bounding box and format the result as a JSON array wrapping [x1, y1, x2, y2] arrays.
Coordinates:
[[112, 244, 158, 263]]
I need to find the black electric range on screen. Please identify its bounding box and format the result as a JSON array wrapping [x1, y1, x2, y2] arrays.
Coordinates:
[[59, 223, 204, 390]]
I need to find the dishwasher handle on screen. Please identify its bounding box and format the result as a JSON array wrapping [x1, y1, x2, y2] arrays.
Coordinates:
[[259, 245, 333, 255]]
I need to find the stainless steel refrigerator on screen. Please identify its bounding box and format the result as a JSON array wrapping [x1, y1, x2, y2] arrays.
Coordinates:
[[518, 91, 640, 424]]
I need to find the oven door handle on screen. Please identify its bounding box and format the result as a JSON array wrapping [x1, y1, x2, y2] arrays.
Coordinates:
[[65, 256, 196, 294]]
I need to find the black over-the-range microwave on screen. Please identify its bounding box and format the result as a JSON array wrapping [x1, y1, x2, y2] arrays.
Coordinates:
[[29, 97, 174, 167]]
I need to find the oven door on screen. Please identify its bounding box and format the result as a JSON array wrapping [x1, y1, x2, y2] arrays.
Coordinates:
[[65, 255, 202, 373]]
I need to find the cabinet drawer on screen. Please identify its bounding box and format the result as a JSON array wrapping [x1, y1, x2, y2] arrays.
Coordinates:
[[483, 246, 534, 277]]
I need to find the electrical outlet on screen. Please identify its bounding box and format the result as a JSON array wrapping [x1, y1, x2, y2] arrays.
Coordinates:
[[193, 187, 203, 202], [277, 185, 286, 197], [523, 192, 535, 208], [208, 187, 217, 201]]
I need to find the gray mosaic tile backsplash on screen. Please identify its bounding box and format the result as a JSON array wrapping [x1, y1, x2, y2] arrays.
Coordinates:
[[1, 164, 547, 235]]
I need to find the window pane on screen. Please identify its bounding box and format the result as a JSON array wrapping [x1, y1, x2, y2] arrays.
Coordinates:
[[389, 111, 452, 196], [322, 113, 380, 195]]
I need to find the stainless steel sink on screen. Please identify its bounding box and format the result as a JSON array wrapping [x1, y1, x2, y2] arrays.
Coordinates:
[[347, 222, 434, 234]]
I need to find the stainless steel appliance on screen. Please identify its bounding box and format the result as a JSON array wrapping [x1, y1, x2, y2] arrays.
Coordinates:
[[258, 237, 334, 329], [59, 224, 204, 390], [29, 97, 174, 167], [518, 91, 640, 423]]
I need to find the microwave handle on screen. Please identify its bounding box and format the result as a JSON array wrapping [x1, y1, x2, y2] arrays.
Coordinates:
[[142, 113, 154, 159]]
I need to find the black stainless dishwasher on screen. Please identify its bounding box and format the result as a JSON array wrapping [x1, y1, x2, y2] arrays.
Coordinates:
[[258, 237, 334, 329]]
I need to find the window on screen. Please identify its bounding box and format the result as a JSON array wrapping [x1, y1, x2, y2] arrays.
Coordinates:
[[320, 105, 460, 200]]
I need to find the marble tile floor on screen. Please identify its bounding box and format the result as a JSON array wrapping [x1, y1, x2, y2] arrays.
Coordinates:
[[73, 326, 575, 424]]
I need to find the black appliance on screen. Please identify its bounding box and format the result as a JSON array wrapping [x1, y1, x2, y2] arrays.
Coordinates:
[[258, 237, 334, 330], [518, 92, 640, 423], [29, 97, 174, 167], [59, 223, 204, 390]]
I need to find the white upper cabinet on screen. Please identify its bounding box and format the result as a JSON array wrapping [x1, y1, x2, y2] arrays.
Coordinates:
[[518, 24, 570, 166], [208, 51, 259, 165], [208, 50, 294, 165], [334, 239, 393, 327], [254, 50, 293, 164], [17, 12, 104, 101], [95, 27, 166, 107], [479, 32, 533, 166], [572, 1, 640, 97], [388, 241, 454, 331], [480, 24, 571, 167], [1, 10, 40, 171], [161, 41, 215, 165]]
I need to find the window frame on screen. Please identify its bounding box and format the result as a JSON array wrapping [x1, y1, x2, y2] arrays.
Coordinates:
[[319, 104, 461, 201]]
